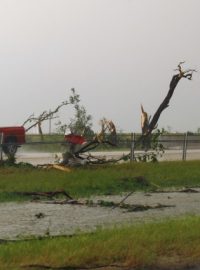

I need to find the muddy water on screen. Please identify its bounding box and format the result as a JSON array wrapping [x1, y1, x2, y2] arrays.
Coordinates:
[[1, 190, 200, 240]]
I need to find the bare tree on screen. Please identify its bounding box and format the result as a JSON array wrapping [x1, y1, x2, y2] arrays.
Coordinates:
[[133, 62, 196, 160], [141, 62, 196, 138]]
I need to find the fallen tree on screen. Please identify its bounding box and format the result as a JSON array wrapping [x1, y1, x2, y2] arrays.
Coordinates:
[[61, 62, 196, 165], [60, 117, 118, 165], [6, 62, 194, 167]]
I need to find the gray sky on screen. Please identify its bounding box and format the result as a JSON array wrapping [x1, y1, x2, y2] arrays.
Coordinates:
[[0, 0, 200, 133]]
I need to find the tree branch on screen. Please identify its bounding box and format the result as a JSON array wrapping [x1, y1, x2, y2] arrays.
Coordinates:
[[24, 101, 70, 132]]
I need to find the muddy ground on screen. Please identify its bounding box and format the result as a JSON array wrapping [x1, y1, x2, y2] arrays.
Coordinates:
[[1, 188, 200, 240]]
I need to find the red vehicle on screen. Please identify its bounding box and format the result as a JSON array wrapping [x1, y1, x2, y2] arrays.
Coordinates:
[[64, 134, 86, 145], [0, 126, 26, 155]]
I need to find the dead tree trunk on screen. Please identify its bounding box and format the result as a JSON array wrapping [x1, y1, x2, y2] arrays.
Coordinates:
[[140, 62, 196, 143], [38, 121, 44, 140]]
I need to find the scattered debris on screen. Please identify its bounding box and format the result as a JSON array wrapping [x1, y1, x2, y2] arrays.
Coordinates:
[[23, 263, 125, 270], [180, 188, 200, 193], [95, 200, 175, 212], [20, 192, 175, 212], [134, 176, 150, 186], [144, 193, 152, 197], [37, 163, 72, 172], [52, 164, 71, 172], [152, 188, 200, 193], [112, 191, 134, 209], [125, 203, 175, 212], [44, 199, 84, 205], [45, 198, 175, 212], [14, 190, 73, 200], [35, 212, 45, 219]]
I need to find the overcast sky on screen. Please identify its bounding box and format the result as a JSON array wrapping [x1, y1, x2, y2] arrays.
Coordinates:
[[0, 0, 200, 133]]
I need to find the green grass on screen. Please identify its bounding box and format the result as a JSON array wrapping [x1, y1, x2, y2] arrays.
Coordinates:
[[1, 161, 200, 269], [1, 215, 200, 270], [1, 160, 200, 202]]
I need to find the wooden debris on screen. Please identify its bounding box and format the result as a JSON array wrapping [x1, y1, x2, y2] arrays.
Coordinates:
[[35, 212, 45, 219], [52, 164, 71, 172], [180, 188, 199, 193], [23, 263, 125, 269], [125, 203, 175, 212], [37, 163, 72, 172], [44, 199, 84, 205], [14, 190, 73, 200], [96, 200, 175, 212], [112, 191, 134, 209]]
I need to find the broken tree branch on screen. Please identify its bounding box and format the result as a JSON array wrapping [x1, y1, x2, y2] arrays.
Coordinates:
[[24, 101, 69, 132], [112, 191, 134, 209], [14, 190, 73, 200], [23, 263, 125, 270]]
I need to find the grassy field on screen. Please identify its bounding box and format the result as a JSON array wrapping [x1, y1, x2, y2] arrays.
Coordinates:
[[0, 215, 200, 270], [1, 160, 200, 202], [1, 161, 200, 269]]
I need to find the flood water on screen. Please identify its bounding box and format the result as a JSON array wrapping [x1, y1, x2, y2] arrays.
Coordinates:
[[1, 190, 200, 240], [14, 149, 200, 165]]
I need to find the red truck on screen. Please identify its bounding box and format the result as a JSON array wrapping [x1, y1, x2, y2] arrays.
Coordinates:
[[0, 126, 26, 155]]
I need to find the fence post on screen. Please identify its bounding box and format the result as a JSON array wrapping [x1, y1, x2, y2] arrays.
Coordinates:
[[0, 132, 3, 162], [130, 133, 135, 162], [182, 132, 188, 161]]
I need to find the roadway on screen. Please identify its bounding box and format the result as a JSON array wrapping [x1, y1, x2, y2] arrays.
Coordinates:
[[15, 149, 200, 165]]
